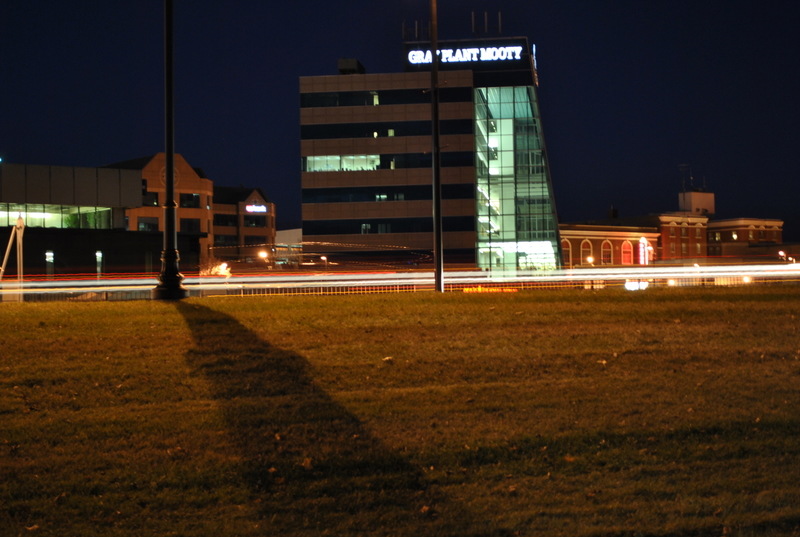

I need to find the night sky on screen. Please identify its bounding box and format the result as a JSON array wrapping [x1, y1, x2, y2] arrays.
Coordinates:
[[2, 1, 799, 239]]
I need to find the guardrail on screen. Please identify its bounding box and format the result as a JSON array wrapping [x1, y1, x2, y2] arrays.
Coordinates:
[[2, 263, 799, 302]]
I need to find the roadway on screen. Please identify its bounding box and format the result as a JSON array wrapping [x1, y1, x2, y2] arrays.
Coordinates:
[[2, 262, 799, 301]]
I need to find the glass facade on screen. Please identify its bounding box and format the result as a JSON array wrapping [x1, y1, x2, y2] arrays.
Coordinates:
[[474, 86, 560, 271], [0, 203, 113, 229]]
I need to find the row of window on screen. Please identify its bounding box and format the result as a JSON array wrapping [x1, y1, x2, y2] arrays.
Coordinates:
[[141, 183, 208, 209], [0, 203, 113, 230], [303, 216, 475, 235], [214, 235, 267, 247], [302, 184, 475, 204], [213, 214, 268, 227], [707, 229, 779, 242], [562, 239, 646, 266], [668, 226, 704, 238], [300, 87, 473, 108], [301, 119, 473, 140], [137, 217, 203, 233], [302, 152, 474, 172]]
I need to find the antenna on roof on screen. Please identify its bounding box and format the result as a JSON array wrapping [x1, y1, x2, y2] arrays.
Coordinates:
[[678, 163, 692, 192]]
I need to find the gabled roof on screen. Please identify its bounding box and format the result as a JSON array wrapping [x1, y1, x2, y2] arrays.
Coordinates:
[[103, 154, 208, 178], [103, 156, 156, 170], [214, 185, 272, 204]]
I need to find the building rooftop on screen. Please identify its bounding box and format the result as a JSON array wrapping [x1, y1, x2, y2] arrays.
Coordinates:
[[213, 185, 271, 204], [104, 155, 208, 178]]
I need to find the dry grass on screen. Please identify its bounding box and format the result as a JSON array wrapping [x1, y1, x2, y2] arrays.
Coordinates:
[[1, 286, 799, 536]]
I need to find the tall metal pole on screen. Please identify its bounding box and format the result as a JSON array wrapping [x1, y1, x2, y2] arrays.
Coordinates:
[[153, 0, 187, 299], [430, 0, 444, 292], [16, 216, 23, 285]]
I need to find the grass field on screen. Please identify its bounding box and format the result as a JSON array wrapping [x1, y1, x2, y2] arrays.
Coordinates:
[[1, 286, 799, 536]]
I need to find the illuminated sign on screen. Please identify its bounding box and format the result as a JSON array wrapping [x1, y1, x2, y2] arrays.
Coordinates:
[[407, 45, 524, 65], [246, 204, 267, 213]]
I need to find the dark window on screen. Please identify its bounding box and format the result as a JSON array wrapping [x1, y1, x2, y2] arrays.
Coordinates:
[[300, 87, 472, 108], [244, 235, 266, 245], [300, 119, 472, 140], [244, 215, 266, 227], [304, 216, 474, 235], [143, 191, 159, 207], [214, 214, 238, 227], [138, 217, 159, 232], [214, 234, 237, 246], [302, 184, 473, 204], [180, 218, 201, 234], [180, 193, 201, 208]]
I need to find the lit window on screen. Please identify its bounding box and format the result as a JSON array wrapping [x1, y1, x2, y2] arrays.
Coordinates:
[[621, 241, 633, 264]]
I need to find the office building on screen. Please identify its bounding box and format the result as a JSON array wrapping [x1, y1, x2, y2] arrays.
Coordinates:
[[212, 185, 276, 262], [300, 36, 561, 271], [0, 155, 276, 275]]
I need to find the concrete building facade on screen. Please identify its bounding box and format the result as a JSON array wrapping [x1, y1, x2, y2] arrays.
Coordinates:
[[300, 36, 561, 271], [212, 186, 276, 262]]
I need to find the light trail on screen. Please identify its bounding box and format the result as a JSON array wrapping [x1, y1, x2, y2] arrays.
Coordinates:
[[1, 263, 798, 299]]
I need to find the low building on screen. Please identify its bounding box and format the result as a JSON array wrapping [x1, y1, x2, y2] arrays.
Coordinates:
[[114, 153, 214, 270], [561, 189, 788, 267], [0, 155, 276, 276], [559, 223, 659, 268], [707, 218, 784, 262], [211, 186, 275, 263]]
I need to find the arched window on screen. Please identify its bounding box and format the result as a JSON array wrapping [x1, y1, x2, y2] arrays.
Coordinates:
[[561, 239, 572, 268], [601, 241, 613, 265], [580, 240, 593, 265], [621, 241, 634, 264]]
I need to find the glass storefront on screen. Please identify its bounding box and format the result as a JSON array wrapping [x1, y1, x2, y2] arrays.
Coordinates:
[[474, 86, 560, 271], [0, 203, 113, 229]]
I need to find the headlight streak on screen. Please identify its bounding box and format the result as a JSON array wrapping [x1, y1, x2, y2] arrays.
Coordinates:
[[2, 263, 799, 297]]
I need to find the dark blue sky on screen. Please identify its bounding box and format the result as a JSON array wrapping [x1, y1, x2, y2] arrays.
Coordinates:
[[2, 1, 799, 237]]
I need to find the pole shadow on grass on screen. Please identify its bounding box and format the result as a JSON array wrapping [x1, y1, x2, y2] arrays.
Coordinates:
[[176, 302, 496, 536]]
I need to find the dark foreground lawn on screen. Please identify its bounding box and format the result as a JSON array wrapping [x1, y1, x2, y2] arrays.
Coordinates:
[[1, 286, 799, 536]]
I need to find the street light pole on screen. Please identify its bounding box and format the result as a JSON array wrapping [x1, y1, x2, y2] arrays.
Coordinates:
[[153, 0, 188, 300], [430, 0, 444, 292]]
